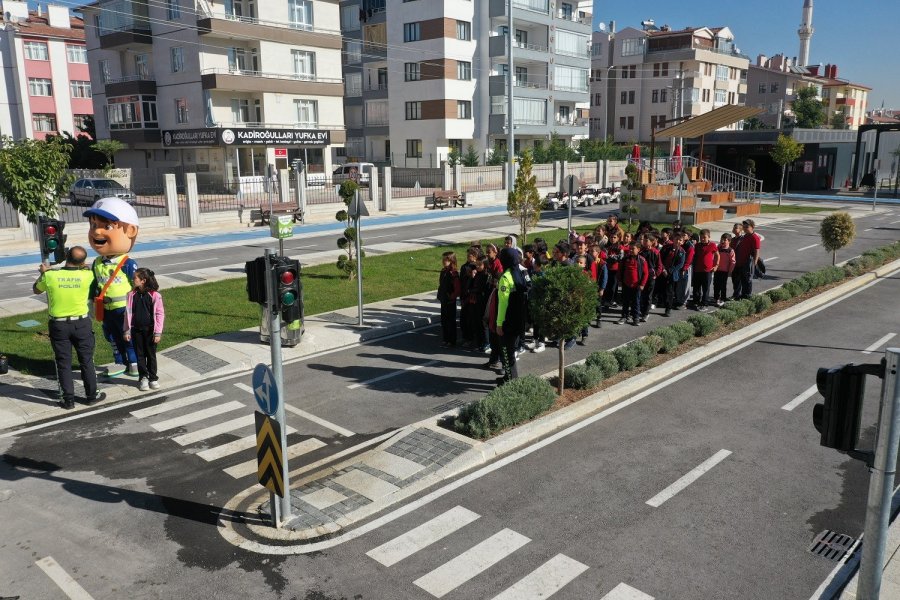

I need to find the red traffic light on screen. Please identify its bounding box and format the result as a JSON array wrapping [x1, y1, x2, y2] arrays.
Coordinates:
[[279, 271, 295, 285], [44, 225, 57, 235]]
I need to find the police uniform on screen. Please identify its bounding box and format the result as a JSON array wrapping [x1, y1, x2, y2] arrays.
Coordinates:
[[92, 254, 138, 370], [35, 266, 99, 408]]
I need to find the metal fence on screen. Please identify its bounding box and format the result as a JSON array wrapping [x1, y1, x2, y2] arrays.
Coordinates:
[[0, 198, 19, 229], [391, 167, 443, 198], [566, 162, 597, 184], [59, 185, 169, 221], [458, 166, 503, 192], [532, 163, 555, 187]]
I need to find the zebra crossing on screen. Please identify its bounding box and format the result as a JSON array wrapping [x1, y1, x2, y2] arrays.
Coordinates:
[[128, 383, 351, 478], [365, 505, 654, 599]]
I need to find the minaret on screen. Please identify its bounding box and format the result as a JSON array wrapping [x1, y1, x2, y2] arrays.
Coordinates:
[[798, 0, 814, 67]]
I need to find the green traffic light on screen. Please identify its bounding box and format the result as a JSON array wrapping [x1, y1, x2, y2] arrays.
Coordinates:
[[281, 291, 297, 306], [47, 239, 58, 250]]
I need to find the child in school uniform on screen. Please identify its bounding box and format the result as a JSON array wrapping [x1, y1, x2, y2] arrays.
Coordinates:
[[714, 233, 736, 306], [437, 251, 460, 347], [459, 247, 479, 347], [124, 268, 165, 392]]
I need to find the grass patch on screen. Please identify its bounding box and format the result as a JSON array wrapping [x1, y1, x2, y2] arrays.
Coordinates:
[[760, 204, 833, 214]]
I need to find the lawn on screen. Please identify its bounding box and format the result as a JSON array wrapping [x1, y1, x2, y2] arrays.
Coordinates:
[[760, 204, 833, 214]]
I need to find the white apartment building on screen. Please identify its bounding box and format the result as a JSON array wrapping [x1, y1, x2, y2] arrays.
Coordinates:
[[82, 0, 346, 185], [340, 0, 591, 166], [590, 24, 749, 144]]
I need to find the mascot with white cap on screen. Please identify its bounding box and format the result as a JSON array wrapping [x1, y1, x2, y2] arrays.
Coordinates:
[[83, 198, 140, 378]]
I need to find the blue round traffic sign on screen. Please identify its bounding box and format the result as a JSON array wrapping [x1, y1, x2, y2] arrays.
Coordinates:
[[252, 363, 278, 416]]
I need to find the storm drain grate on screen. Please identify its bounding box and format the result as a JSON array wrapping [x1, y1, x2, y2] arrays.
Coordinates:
[[809, 530, 858, 561], [162, 345, 229, 374], [431, 398, 469, 413]]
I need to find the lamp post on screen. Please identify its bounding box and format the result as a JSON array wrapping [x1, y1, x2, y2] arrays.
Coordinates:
[[601, 64, 615, 141], [507, 0, 514, 192]]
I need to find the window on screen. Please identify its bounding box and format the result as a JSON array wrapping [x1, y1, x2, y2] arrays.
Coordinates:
[[175, 98, 188, 123], [591, 42, 603, 56], [449, 139, 462, 153], [715, 65, 728, 81], [340, 5, 360, 30], [456, 21, 471, 41], [66, 45, 87, 63], [558, 105, 570, 124], [167, 0, 180, 19], [661, 62, 669, 76], [73, 114, 90, 132], [559, 2, 572, 19], [620, 91, 627, 105], [457, 61, 471, 81], [32, 113, 57, 132], [628, 90, 635, 104], [555, 65, 588, 92], [770, 82, 779, 93], [702, 88, 710, 102], [653, 63, 659, 77], [107, 95, 158, 129], [556, 29, 588, 57], [171, 47, 184, 73], [621, 38, 644, 57], [406, 139, 422, 158], [292, 50, 316, 79], [660, 89, 667, 103], [627, 116, 634, 129], [134, 53, 150, 79], [405, 62, 420, 81], [715, 89, 727, 104], [652, 90, 658, 103], [345, 72, 362, 96], [24, 41, 48, 60], [28, 78, 52, 96], [594, 92, 601, 106], [295, 99, 317, 127], [619, 116, 626, 129], [365, 100, 389, 126], [288, 0, 313, 30], [403, 22, 420, 42], [620, 66, 628, 80], [231, 98, 250, 123], [99, 59, 111, 83], [405, 101, 422, 120], [457, 100, 471, 119], [344, 40, 361, 63], [758, 83, 767, 94], [70, 81, 92, 98]]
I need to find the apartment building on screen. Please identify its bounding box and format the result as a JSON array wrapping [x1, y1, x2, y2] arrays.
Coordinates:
[[340, 0, 591, 165], [82, 0, 346, 184], [590, 23, 749, 144], [0, 2, 93, 140]]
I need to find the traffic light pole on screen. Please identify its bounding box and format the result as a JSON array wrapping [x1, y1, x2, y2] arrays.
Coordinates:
[[355, 189, 364, 327], [263, 248, 292, 526], [859, 347, 900, 600]]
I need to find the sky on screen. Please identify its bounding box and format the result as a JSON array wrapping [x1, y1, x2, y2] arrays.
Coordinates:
[[592, 0, 899, 110]]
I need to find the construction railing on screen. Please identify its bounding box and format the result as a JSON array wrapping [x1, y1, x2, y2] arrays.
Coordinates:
[[629, 156, 763, 201]]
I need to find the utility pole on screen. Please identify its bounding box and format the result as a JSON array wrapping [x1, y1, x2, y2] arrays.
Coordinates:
[[776, 98, 784, 129], [507, 0, 515, 193]]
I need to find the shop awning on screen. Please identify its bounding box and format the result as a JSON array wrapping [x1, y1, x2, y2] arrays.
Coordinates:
[[654, 105, 764, 139]]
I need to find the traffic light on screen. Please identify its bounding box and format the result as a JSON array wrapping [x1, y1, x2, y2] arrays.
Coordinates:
[[812, 365, 867, 452], [245, 256, 268, 304], [38, 216, 66, 264], [273, 257, 301, 324]]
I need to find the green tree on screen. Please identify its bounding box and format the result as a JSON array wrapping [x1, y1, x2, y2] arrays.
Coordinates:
[[792, 86, 826, 129], [769, 133, 804, 206], [461, 144, 480, 167], [533, 134, 579, 164], [0, 136, 73, 223], [507, 149, 542, 242], [447, 147, 460, 168], [335, 180, 362, 279], [820, 212, 855, 265], [577, 138, 631, 161], [47, 131, 105, 169], [529, 265, 597, 393], [486, 143, 507, 166], [92, 139, 126, 174], [743, 117, 770, 131], [830, 109, 848, 130]]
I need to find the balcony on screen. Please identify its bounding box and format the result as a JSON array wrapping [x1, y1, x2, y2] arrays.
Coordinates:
[[552, 116, 589, 136], [488, 113, 549, 135], [488, 35, 549, 63], [197, 13, 341, 49], [111, 129, 160, 144], [99, 24, 151, 49], [489, 0, 552, 22], [104, 74, 156, 96], [201, 69, 343, 96], [836, 97, 857, 107], [555, 9, 592, 27], [489, 74, 549, 97], [363, 81, 388, 99]]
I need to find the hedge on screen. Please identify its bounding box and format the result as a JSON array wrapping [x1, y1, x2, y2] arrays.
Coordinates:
[[752, 294, 773, 314], [715, 308, 739, 325], [687, 313, 720, 336], [630, 340, 654, 366], [723, 299, 751, 318], [585, 351, 620, 378], [564, 364, 605, 390], [767, 287, 791, 302], [782, 281, 802, 297], [651, 326, 681, 353], [454, 375, 556, 439], [644, 334, 664, 355], [613, 345, 640, 372], [671, 321, 696, 343]]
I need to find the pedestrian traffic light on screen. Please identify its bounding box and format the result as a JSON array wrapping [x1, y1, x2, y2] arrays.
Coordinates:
[[273, 257, 301, 323], [245, 256, 268, 304], [812, 365, 867, 452], [38, 216, 66, 264]]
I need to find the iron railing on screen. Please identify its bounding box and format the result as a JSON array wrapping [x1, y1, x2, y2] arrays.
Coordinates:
[[629, 156, 763, 200]]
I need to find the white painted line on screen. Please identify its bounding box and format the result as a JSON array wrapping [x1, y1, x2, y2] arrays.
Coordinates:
[[366, 234, 395, 240], [864, 228, 873, 232], [195, 425, 298, 461], [765, 256, 779, 262], [413, 529, 530, 598], [151, 400, 244, 432], [863, 332, 897, 355], [797, 243, 819, 252], [646, 449, 732, 508], [157, 257, 219, 268], [130, 390, 222, 418], [367, 506, 481, 567], [332, 468, 400, 501], [490, 554, 589, 600], [347, 359, 440, 389], [35, 556, 96, 600], [889, 220, 900, 225], [285, 404, 355, 437], [234, 382, 254, 394], [224, 438, 327, 478], [600, 583, 655, 600], [172, 414, 255, 446], [782, 385, 818, 411]]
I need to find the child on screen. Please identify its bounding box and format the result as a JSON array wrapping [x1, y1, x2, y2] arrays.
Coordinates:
[[437, 251, 460, 347], [617, 242, 648, 326], [485, 243, 503, 279], [660, 232, 686, 317], [691, 229, 719, 310], [714, 233, 736, 306], [589, 244, 608, 328], [529, 254, 548, 352], [604, 233, 623, 307], [459, 247, 479, 347], [124, 268, 165, 391], [639, 234, 662, 322], [575, 255, 593, 344]]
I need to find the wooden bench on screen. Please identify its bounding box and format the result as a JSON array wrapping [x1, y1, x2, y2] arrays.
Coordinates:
[[426, 189, 466, 210], [257, 202, 303, 225]]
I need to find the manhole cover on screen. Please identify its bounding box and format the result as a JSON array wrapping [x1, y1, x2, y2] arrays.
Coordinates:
[[809, 530, 858, 561], [163, 345, 229, 374], [166, 272, 205, 283], [431, 399, 468, 413]]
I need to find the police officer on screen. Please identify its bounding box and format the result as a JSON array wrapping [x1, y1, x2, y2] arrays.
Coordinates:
[[33, 246, 106, 409]]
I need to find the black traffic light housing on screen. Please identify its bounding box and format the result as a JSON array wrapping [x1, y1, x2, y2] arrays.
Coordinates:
[[273, 257, 302, 324], [38, 216, 66, 264], [812, 361, 885, 462], [245, 256, 268, 304]]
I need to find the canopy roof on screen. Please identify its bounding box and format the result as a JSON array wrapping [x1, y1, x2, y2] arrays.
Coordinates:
[[654, 105, 764, 139]]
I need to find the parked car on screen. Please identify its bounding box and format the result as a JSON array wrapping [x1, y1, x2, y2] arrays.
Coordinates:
[[332, 162, 375, 187], [69, 178, 135, 206], [543, 191, 569, 210]]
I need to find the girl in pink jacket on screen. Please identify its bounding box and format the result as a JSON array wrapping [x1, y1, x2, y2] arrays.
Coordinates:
[[713, 233, 736, 306], [124, 268, 165, 391]]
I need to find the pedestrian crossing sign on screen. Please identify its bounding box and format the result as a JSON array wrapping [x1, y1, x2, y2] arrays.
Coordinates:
[[255, 411, 285, 497]]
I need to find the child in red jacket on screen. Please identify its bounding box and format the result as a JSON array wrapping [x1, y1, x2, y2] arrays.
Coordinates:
[[691, 228, 719, 310], [617, 242, 649, 326], [714, 233, 736, 306], [438, 251, 461, 346]]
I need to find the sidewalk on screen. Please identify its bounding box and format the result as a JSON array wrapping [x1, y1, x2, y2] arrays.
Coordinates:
[[838, 486, 900, 599]]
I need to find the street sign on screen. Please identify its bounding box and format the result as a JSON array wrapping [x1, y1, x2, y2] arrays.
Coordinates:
[[676, 169, 691, 187], [348, 194, 370, 218], [563, 174, 579, 197], [269, 214, 294, 240], [803, 160, 814, 174], [255, 412, 285, 497], [252, 363, 278, 416]]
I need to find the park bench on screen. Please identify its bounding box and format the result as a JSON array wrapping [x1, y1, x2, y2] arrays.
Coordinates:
[[253, 202, 303, 225], [426, 189, 466, 210]]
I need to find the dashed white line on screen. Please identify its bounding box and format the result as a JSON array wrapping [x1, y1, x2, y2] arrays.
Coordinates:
[[864, 228, 873, 232], [889, 220, 900, 225], [491, 554, 589, 600], [224, 438, 327, 478], [782, 385, 817, 411], [131, 390, 222, 418], [646, 449, 732, 508], [765, 256, 779, 262], [347, 359, 440, 389], [797, 243, 819, 252], [157, 257, 219, 268], [151, 401, 244, 431], [863, 333, 897, 355], [35, 556, 96, 600]]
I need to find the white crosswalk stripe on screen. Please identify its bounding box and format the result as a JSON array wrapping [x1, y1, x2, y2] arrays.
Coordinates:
[[150, 400, 245, 432], [172, 414, 255, 446], [195, 426, 298, 462], [490, 554, 589, 600], [600, 583, 655, 599], [223, 438, 327, 478], [367, 506, 480, 567], [130, 390, 222, 418]]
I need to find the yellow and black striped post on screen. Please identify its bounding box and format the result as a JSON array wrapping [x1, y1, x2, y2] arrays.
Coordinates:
[[255, 411, 284, 498]]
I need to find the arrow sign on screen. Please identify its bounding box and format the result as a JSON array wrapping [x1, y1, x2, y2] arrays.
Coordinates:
[[676, 169, 691, 187], [256, 412, 285, 497], [348, 193, 370, 218], [252, 363, 278, 416]]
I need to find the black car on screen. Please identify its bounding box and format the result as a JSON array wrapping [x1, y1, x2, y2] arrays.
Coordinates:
[[69, 178, 136, 206]]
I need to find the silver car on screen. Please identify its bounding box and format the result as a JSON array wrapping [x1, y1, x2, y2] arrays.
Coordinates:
[[69, 178, 136, 206]]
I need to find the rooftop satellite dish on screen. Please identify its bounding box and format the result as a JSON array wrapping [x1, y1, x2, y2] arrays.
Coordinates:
[[598, 22, 606, 31]]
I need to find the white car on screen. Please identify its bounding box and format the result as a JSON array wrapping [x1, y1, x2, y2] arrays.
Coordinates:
[[332, 162, 375, 186]]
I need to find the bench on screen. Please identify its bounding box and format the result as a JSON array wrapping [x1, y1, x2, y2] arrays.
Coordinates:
[[256, 202, 303, 225], [426, 189, 466, 210]]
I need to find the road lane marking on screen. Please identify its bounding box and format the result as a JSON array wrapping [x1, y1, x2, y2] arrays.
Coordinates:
[[797, 243, 819, 252], [782, 385, 818, 411], [35, 556, 96, 600], [490, 554, 589, 600], [413, 529, 530, 598], [348, 359, 440, 389], [157, 257, 219, 268], [130, 390, 222, 418], [600, 583, 655, 599], [150, 400, 244, 431], [195, 426, 298, 461], [765, 256, 779, 262], [367, 506, 480, 566], [172, 414, 255, 445], [366, 234, 395, 240], [646, 449, 732, 508], [224, 438, 327, 478], [235, 382, 354, 437], [863, 332, 897, 354], [864, 228, 873, 232], [890, 220, 900, 225]]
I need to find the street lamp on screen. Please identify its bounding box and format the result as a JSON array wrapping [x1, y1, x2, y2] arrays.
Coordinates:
[[601, 64, 615, 142]]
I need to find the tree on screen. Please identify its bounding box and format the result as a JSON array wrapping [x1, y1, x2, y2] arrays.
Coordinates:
[[529, 265, 597, 394], [820, 212, 855, 265], [461, 144, 480, 167], [577, 138, 632, 161], [769, 134, 804, 206], [532, 134, 579, 164], [335, 180, 363, 279], [47, 131, 105, 169], [0, 136, 73, 223], [507, 149, 542, 242], [745, 158, 756, 179], [792, 86, 826, 129], [486, 143, 507, 166], [830, 109, 848, 130], [92, 139, 125, 174], [743, 117, 770, 131], [447, 146, 460, 168], [618, 162, 641, 231]]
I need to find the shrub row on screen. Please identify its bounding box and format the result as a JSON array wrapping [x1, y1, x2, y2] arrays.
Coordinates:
[[453, 375, 556, 439]]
